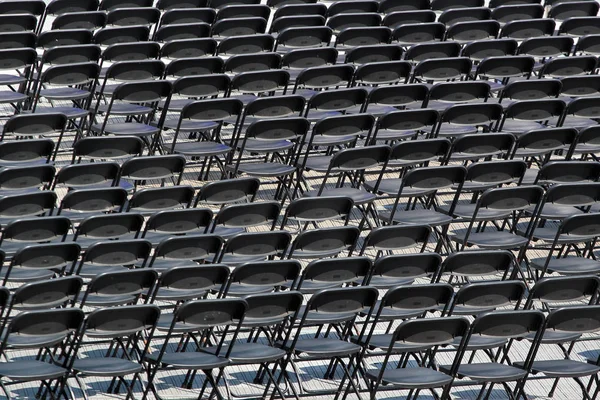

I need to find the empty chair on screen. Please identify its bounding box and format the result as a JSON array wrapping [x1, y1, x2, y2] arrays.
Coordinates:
[[0, 139, 54, 169], [223, 259, 301, 296], [425, 81, 491, 112], [335, 27, 391, 51], [379, 0, 432, 13], [438, 7, 491, 26], [159, 8, 215, 26], [436, 103, 504, 137], [571, 126, 600, 159], [518, 36, 574, 62], [149, 263, 229, 303], [280, 196, 354, 232], [345, 45, 404, 66], [106, 7, 160, 27], [293, 64, 354, 99], [560, 75, 600, 102], [217, 231, 291, 266], [358, 224, 431, 257], [194, 177, 260, 206], [79, 269, 157, 308], [160, 38, 217, 59], [499, 99, 566, 134], [52, 11, 107, 30], [0, 48, 37, 114], [270, 15, 326, 35], [99, 0, 153, 9], [2, 276, 82, 313], [154, 22, 211, 42], [0, 165, 55, 197], [498, 79, 562, 109], [367, 252, 442, 288], [574, 33, 600, 56], [412, 57, 473, 84], [473, 55, 535, 91], [0, 308, 84, 400], [0, 114, 68, 162], [225, 53, 281, 74], [436, 249, 516, 282], [431, 0, 485, 9], [71, 213, 144, 250], [352, 60, 410, 91], [117, 155, 186, 188], [0, 215, 70, 256], [383, 10, 436, 28], [371, 109, 439, 141], [0, 191, 57, 221], [210, 201, 281, 238], [365, 84, 429, 111], [93, 25, 151, 47], [210, 0, 261, 8]]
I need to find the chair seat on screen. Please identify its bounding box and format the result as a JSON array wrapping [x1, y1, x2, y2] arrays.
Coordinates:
[[0, 74, 26, 85], [436, 124, 478, 137], [3, 267, 57, 283], [147, 351, 229, 369], [355, 334, 430, 352], [452, 230, 528, 249], [234, 162, 296, 177], [0, 90, 28, 103], [202, 343, 286, 364], [365, 275, 414, 289], [302, 155, 333, 172], [289, 338, 361, 358], [530, 257, 600, 275], [73, 358, 142, 377], [0, 360, 66, 381], [176, 141, 232, 157], [500, 119, 546, 133], [516, 360, 600, 378], [91, 122, 160, 136], [40, 87, 90, 101], [527, 204, 583, 220], [524, 330, 581, 345], [444, 204, 511, 220], [33, 106, 89, 118], [452, 335, 507, 350], [365, 367, 452, 389], [98, 103, 153, 116], [451, 362, 527, 382], [304, 187, 375, 205], [162, 119, 219, 132], [379, 209, 453, 227], [364, 179, 436, 197]]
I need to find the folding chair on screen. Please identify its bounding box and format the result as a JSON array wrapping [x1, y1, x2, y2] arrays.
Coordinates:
[[296, 145, 391, 229], [521, 306, 600, 400], [90, 80, 173, 153], [0, 308, 84, 400], [157, 0, 208, 8], [147, 235, 223, 271], [2, 276, 82, 315], [211, 17, 267, 39], [538, 56, 598, 80], [154, 23, 211, 43], [226, 117, 310, 203], [105, 7, 160, 28], [99, 0, 153, 9], [217, 34, 275, 57], [193, 177, 260, 206], [280, 196, 354, 234], [528, 213, 600, 279], [560, 76, 600, 103], [0, 48, 36, 114], [277, 286, 379, 398], [383, 10, 436, 28], [360, 316, 470, 400], [0, 14, 37, 32], [357, 224, 432, 257], [439, 310, 545, 400], [432, 0, 485, 9], [367, 252, 442, 288], [379, 0, 431, 13], [0, 32, 36, 49], [287, 225, 361, 260], [532, 160, 600, 184], [451, 185, 545, 260], [67, 305, 160, 399], [304, 87, 368, 122], [56, 188, 127, 222], [144, 298, 247, 400], [270, 15, 326, 36], [37, 29, 94, 50], [224, 53, 281, 74], [292, 64, 355, 100], [159, 7, 215, 26], [0, 242, 80, 285], [0, 0, 46, 33], [0, 114, 68, 162], [164, 57, 225, 79], [571, 126, 600, 160], [149, 263, 229, 304], [425, 81, 491, 112], [446, 20, 500, 43], [70, 213, 144, 250]]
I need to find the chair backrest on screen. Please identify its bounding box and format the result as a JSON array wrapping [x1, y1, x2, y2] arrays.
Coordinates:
[[371, 253, 442, 287], [150, 235, 224, 265], [477, 185, 545, 211], [11, 276, 83, 311], [545, 305, 600, 336], [143, 208, 213, 238], [195, 177, 260, 205], [165, 58, 225, 78], [72, 136, 144, 162], [73, 213, 145, 242], [438, 249, 516, 280], [283, 196, 354, 226], [9, 242, 80, 277], [535, 161, 600, 184], [0, 216, 70, 245], [83, 304, 160, 339], [525, 275, 600, 307], [81, 269, 158, 307], [225, 260, 302, 294], [212, 201, 281, 231], [470, 309, 545, 339], [449, 280, 526, 314], [81, 239, 152, 267], [153, 264, 230, 301], [298, 257, 371, 289], [361, 224, 431, 254], [58, 187, 128, 214]]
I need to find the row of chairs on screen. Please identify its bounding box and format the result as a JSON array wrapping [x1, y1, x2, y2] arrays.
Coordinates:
[[2, 280, 600, 399]]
